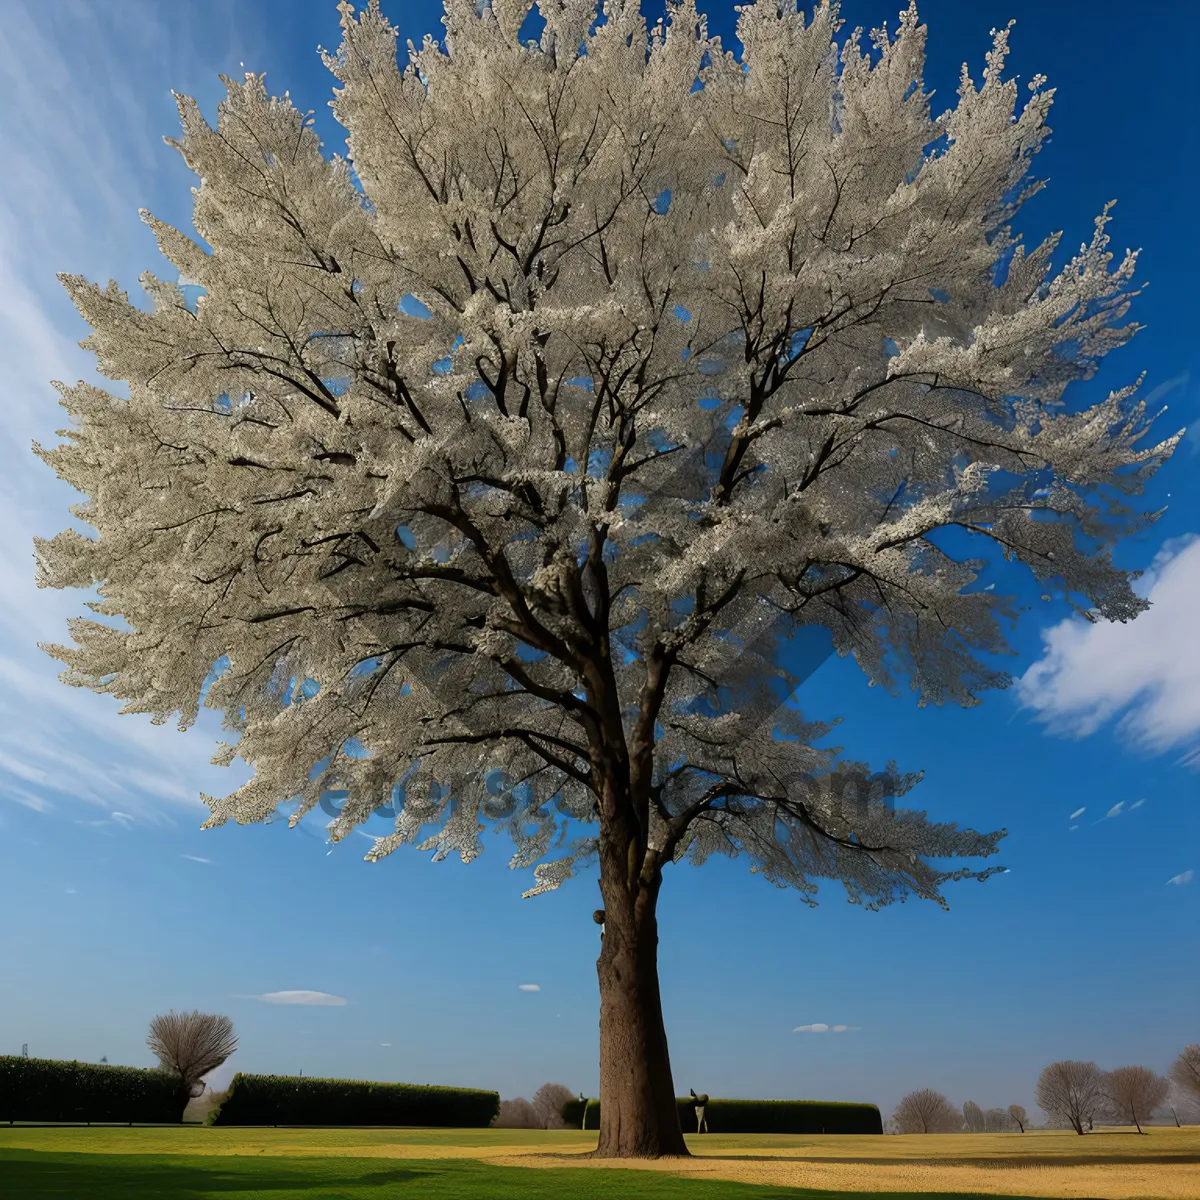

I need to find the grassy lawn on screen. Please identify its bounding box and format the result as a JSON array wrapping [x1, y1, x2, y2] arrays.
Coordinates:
[[1, 1124, 1195, 1199], [0, 1146, 1029, 1200]]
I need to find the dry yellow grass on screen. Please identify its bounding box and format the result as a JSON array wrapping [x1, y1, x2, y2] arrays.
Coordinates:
[[485, 1126, 1200, 1199], [3, 1123, 1197, 1198]]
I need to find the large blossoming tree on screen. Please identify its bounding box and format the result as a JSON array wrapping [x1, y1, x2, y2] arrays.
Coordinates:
[[34, 0, 1176, 1158]]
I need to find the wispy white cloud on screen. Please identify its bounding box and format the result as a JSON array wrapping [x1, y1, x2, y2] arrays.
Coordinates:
[[0, 0, 264, 829], [794, 1023, 861, 1033], [111, 811, 135, 826], [4, 786, 54, 813], [1070, 807, 1086, 820], [1086, 799, 1146, 826], [518, 984, 541, 992], [180, 854, 212, 864], [241, 991, 348, 1006], [1018, 536, 1200, 766], [1167, 870, 1194, 887], [1142, 371, 1190, 409]]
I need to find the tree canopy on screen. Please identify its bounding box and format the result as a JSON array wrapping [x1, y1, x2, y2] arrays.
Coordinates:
[[35, 0, 1176, 912]]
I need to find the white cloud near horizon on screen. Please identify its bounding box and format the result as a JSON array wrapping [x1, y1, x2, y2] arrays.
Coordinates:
[[1017, 536, 1200, 768], [242, 990, 348, 1006], [518, 984, 541, 992], [794, 1023, 861, 1032]]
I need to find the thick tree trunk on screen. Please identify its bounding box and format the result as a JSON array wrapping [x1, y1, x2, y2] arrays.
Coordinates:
[[592, 857, 688, 1158]]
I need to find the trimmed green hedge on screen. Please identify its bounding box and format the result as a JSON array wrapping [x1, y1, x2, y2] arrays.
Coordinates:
[[0, 1055, 186, 1124], [581, 1097, 882, 1135], [561, 1096, 587, 1128], [207, 1072, 500, 1127]]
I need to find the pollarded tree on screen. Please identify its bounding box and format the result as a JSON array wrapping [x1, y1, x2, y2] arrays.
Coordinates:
[[893, 1089, 962, 1133], [146, 1010, 238, 1098], [33, 0, 1178, 1159]]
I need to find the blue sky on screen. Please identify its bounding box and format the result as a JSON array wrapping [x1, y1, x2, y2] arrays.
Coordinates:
[[1, 0, 1196, 1121]]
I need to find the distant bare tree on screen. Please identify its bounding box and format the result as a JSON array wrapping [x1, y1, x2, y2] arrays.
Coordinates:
[[893, 1089, 962, 1134], [1036, 1061, 1106, 1135], [984, 1107, 1013, 1132], [146, 1010, 237, 1097], [1170, 1045, 1200, 1101], [1166, 1080, 1200, 1128], [531, 1082, 576, 1130], [1008, 1104, 1028, 1133], [962, 1100, 985, 1132], [1103, 1066, 1169, 1134], [492, 1097, 540, 1129]]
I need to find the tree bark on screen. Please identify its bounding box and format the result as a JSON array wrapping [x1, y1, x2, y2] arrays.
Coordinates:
[[591, 827, 688, 1158]]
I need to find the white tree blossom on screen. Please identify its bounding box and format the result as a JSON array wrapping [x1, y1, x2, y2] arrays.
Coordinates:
[[32, 0, 1178, 1156], [35, 0, 1173, 898]]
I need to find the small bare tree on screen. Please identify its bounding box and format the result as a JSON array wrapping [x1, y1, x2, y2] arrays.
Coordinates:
[[893, 1089, 962, 1133], [1166, 1080, 1200, 1128], [531, 1082, 576, 1130], [1170, 1045, 1200, 1101], [146, 1010, 237, 1097], [492, 1097, 540, 1128], [984, 1107, 1012, 1132], [1104, 1065, 1169, 1134], [1036, 1061, 1105, 1135], [962, 1100, 985, 1133], [1008, 1104, 1027, 1133]]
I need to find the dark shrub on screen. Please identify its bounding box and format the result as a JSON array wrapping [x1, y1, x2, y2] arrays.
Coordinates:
[[0, 1055, 185, 1123], [207, 1072, 499, 1127], [582, 1096, 882, 1134]]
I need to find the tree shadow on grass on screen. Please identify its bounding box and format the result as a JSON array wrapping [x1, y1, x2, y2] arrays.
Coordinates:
[[0, 1151, 420, 1197], [0, 1150, 1059, 1199]]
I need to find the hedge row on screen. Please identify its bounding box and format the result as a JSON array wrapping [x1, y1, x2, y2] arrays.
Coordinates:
[[0, 1056, 185, 1124], [207, 1072, 500, 1127], [581, 1097, 882, 1135]]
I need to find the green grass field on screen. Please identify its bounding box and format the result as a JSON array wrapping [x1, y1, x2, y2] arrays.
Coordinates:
[[2, 1124, 1195, 1199], [0, 1145, 1031, 1200]]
